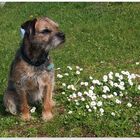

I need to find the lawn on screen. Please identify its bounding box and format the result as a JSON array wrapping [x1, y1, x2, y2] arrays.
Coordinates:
[[0, 2, 140, 137]]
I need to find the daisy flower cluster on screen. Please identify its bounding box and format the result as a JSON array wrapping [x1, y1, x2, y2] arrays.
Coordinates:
[[56, 66, 140, 118]]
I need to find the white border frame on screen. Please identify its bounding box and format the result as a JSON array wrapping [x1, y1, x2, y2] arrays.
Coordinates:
[[0, 0, 140, 2]]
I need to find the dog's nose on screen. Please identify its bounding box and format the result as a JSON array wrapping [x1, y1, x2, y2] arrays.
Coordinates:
[[56, 32, 65, 39]]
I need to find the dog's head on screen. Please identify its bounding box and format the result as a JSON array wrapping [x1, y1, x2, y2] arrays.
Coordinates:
[[21, 17, 65, 51]]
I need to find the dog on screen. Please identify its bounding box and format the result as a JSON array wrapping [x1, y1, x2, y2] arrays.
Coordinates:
[[3, 17, 65, 121]]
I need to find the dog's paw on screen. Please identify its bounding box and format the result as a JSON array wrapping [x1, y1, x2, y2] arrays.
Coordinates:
[[42, 111, 53, 121], [21, 113, 31, 121]]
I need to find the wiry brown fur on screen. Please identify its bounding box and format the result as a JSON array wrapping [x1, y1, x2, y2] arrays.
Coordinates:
[[3, 17, 65, 121]]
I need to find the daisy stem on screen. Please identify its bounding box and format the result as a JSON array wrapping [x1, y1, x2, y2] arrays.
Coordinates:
[[74, 77, 80, 86]]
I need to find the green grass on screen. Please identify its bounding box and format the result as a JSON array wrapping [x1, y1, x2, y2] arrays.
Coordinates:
[[0, 2, 140, 137]]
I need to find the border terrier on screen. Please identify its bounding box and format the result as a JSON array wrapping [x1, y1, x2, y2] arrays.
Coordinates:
[[3, 17, 65, 121]]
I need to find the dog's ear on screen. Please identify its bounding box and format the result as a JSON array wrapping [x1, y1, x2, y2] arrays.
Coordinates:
[[21, 18, 37, 36]]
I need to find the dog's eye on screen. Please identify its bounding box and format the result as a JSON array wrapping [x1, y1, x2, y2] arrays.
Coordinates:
[[41, 29, 51, 34]]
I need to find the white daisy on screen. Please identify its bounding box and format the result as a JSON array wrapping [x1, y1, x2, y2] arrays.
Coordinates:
[[64, 73, 69, 76], [131, 74, 136, 79], [76, 70, 80, 75], [118, 75, 123, 80], [89, 90, 93, 95], [103, 86, 110, 93], [68, 111, 72, 114], [127, 103, 132, 107], [97, 101, 102, 107], [84, 91, 88, 95], [121, 71, 129, 76], [71, 86, 76, 91], [67, 85, 71, 89], [81, 97, 85, 101], [115, 73, 120, 77], [90, 86, 94, 90], [125, 71, 130, 76], [109, 71, 113, 75], [67, 66, 72, 70], [77, 92, 82, 97], [107, 94, 114, 99], [62, 83, 66, 87], [88, 109, 92, 112], [62, 92, 65, 95], [114, 83, 118, 87], [102, 94, 107, 99], [90, 101, 96, 107], [120, 81, 125, 86], [109, 80, 114, 87], [103, 75, 108, 82], [74, 99, 78, 102], [57, 74, 63, 78], [86, 105, 90, 109], [84, 82, 88, 86], [91, 95, 97, 100], [72, 93, 77, 98], [136, 74, 140, 78], [108, 72, 113, 80], [76, 66, 80, 69], [69, 95, 73, 98], [138, 85, 140, 90], [128, 79, 133, 86], [30, 107, 36, 113], [89, 76, 93, 80], [115, 99, 121, 104], [118, 85, 125, 90], [99, 108, 104, 113], [113, 92, 117, 96], [92, 79, 101, 85], [121, 71, 126, 75], [111, 112, 115, 116], [80, 82, 85, 86], [93, 106, 97, 110], [76, 102, 80, 106]]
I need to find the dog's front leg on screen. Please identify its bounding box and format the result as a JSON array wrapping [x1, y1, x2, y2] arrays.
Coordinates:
[[42, 84, 53, 121], [18, 89, 30, 121]]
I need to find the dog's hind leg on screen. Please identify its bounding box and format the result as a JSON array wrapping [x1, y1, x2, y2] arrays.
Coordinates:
[[3, 81, 19, 115], [3, 90, 19, 115]]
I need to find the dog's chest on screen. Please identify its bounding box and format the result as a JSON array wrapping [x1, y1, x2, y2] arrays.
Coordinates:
[[22, 69, 54, 102]]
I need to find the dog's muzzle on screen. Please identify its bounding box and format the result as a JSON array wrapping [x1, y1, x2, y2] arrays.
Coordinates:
[[56, 32, 65, 42]]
